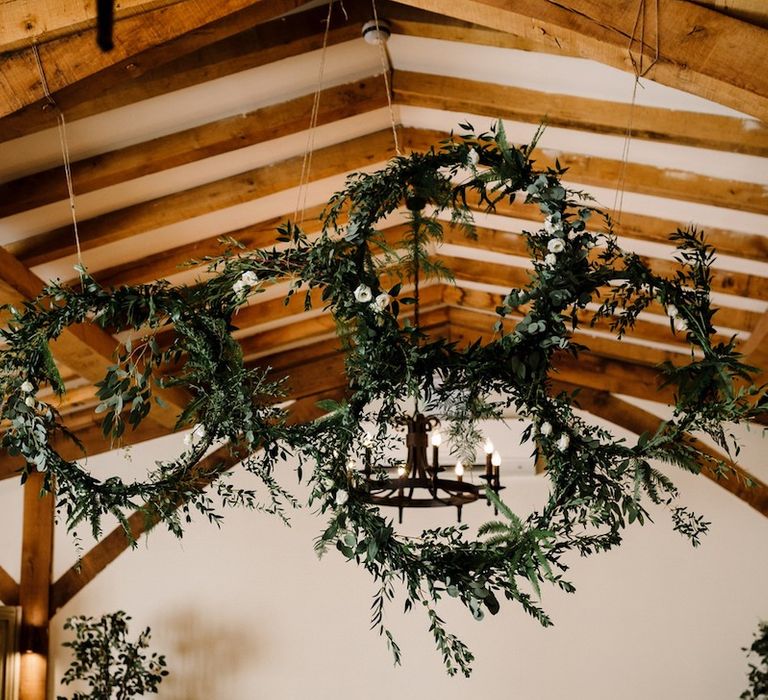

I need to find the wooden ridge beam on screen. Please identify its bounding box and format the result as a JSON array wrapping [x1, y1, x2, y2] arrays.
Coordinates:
[[48, 386, 347, 615], [403, 129, 768, 215], [9, 129, 398, 267], [394, 70, 768, 157], [0, 565, 19, 605], [555, 382, 768, 517], [0, 77, 387, 218], [0, 0, 312, 122], [393, 0, 768, 121]]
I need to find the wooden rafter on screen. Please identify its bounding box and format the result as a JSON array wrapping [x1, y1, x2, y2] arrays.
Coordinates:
[[0, 565, 19, 606], [393, 70, 768, 156], [0, 77, 388, 218], [0, 0, 188, 53], [0, 0, 314, 121], [393, 0, 768, 121], [556, 381, 768, 517]]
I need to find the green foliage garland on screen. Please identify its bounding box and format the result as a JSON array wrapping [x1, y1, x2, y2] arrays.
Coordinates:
[[1, 122, 765, 676], [0, 273, 296, 538]]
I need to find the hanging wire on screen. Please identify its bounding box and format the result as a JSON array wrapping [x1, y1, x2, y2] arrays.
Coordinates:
[[293, 0, 335, 227], [370, 0, 401, 156], [32, 43, 84, 274], [611, 0, 660, 222]]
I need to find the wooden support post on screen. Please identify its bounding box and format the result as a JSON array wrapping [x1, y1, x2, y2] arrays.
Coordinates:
[[18, 473, 54, 700]]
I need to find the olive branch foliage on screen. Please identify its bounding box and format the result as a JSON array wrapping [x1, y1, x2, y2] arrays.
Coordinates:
[[0, 121, 765, 677]]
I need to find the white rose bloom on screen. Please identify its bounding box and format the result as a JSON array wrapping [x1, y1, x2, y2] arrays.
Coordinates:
[[467, 148, 480, 167], [354, 284, 372, 303], [544, 216, 561, 234], [322, 477, 334, 489], [544, 253, 557, 266], [674, 317, 688, 332], [547, 238, 565, 254], [666, 304, 679, 318], [20, 381, 34, 393], [24, 396, 36, 408], [567, 230, 579, 241], [557, 433, 570, 452], [540, 421, 553, 436], [232, 280, 246, 295], [372, 292, 391, 312], [240, 271, 259, 286], [335, 489, 349, 506]]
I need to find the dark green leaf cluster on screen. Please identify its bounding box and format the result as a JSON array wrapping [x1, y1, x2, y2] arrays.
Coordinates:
[[742, 621, 768, 699], [57, 611, 168, 700]]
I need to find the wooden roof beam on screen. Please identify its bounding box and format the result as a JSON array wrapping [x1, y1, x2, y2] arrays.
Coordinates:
[[394, 70, 768, 156], [393, 0, 768, 121], [0, 565, 19, 605], [0, 77, 387, 218], [48, 385, 348, 616], [553, 381, 768, 517], [0, 0, 315, 123]]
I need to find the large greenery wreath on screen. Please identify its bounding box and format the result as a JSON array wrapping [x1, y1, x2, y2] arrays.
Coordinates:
[[1, 123, 764, 675]]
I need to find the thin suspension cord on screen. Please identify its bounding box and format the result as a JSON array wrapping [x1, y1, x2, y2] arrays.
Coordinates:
[[294, 0, 334, 226], [371, 0, 401, 156], [32, 43, 84, 272], [612, 0, 659, 223]]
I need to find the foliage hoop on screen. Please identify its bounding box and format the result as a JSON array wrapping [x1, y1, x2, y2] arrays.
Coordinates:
[[216, 122, 765, 674], [0, 275, 297, 537], [1, 122, 765, 676]]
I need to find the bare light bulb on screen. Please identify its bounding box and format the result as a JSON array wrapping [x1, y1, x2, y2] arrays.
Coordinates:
[[397, 465, 407, 477], [431, 431, 442, 447], [454, 461, 465, 477], [491, 451, 501, 467], [483, 438, 494, 454]]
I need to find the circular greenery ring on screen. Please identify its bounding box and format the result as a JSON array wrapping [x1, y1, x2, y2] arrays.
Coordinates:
[[0, 275, 294, 536], [219, 123, 765, 675]]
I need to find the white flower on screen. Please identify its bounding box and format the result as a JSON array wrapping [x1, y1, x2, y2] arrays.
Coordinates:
[[547, 238, 565, 254], [567, 230, 580, 241], [557, 433, 570, 452], [371, 292, 391, 312], [544, 217, 560, 234], [24, 396, 36, 408], [544, 253, 557, 266], [674, 317, 688, 332], [540, 421, 553, 436], [322, 477, 334, 489], [466, 148, 480, 167], [335, 489, 349, 506], [666, 304, 679, 318], [354, 284, 372, 303], [241, 271, 258, 286], [20, 381, 34, 393], [184, 424, 206, 447], [233, 271, 258, 296]]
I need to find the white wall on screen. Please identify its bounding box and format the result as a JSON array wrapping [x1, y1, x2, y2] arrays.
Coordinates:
[[1, 408, 767, 700]]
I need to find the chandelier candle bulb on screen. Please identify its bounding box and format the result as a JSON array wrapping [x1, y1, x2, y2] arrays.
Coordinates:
[[431, 431, 442, 470], [455, 461, 464, 482]]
